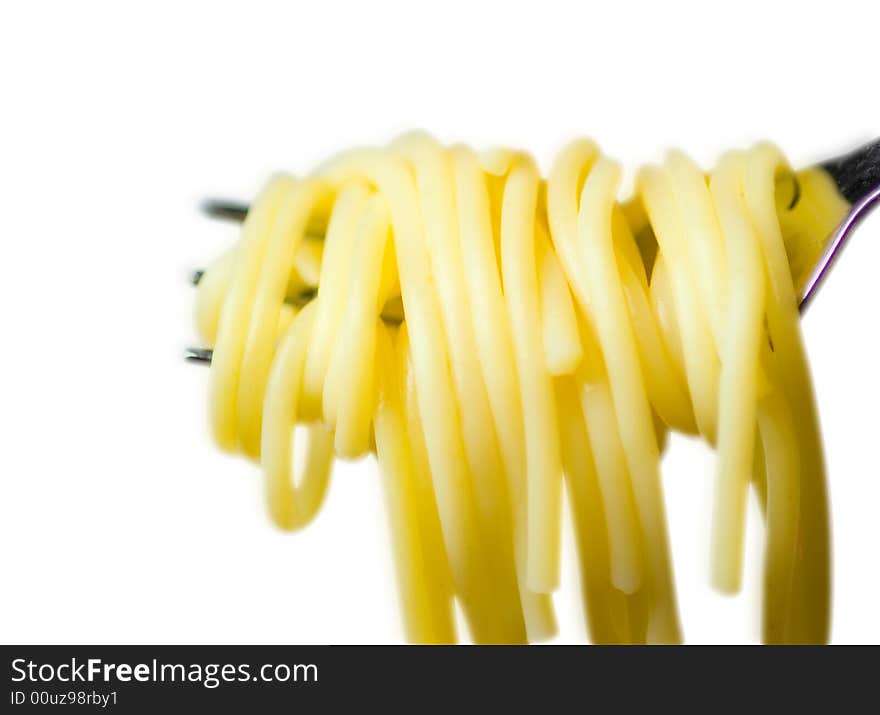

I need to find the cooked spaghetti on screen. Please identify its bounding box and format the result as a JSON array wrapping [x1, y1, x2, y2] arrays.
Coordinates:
[[193, 133, 846, 644]]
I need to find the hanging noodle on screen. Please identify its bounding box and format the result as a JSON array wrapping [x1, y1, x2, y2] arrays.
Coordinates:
[[193, 133, 841, 644]]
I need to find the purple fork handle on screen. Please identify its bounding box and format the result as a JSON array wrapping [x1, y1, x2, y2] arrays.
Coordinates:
[[799, 185, 880, 313]]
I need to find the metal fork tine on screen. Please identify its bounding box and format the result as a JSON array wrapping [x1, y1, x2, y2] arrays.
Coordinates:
[[201, 199, 249, 222], [184, 347, 213, 364]]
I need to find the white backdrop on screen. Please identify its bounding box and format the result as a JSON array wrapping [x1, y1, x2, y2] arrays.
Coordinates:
[[1, 0, 877, 644]]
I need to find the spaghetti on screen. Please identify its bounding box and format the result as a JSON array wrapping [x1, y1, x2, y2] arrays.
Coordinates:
[[194, 133, 844, 644]]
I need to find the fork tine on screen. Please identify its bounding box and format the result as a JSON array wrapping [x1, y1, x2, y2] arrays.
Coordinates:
[[184, 347, 213, 364], [201, 199, 249, 222]]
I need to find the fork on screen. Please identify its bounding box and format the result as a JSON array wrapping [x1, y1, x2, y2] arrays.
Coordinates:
[[185, 137, 880, 364]]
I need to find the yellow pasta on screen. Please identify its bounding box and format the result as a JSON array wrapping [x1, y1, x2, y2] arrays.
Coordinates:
[[194, 133, 838, 644]]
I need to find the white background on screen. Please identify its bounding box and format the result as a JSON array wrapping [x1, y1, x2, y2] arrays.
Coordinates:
[[1, 0, 878, 645]]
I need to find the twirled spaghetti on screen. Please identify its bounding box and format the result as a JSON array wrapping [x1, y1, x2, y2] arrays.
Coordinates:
[[194, 133, 842, 644]]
